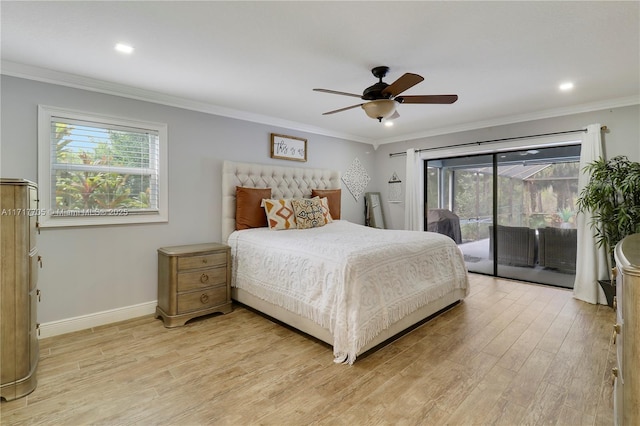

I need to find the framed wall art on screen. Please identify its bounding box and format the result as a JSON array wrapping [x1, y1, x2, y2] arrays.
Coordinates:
[[388, 172, 402, 203], [270, 133, 307, 162]]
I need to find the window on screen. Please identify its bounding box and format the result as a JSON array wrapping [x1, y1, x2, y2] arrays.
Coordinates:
[[38, 105, 168, 227]]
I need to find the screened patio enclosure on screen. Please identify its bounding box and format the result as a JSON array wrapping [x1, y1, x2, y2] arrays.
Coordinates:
[[425, 144, 581, 288]]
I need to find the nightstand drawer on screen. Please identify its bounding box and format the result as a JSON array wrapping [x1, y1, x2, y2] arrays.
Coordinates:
[[178, 252, 227, 271], [177, 286, 228, 314], [178, 267, 226, 292]]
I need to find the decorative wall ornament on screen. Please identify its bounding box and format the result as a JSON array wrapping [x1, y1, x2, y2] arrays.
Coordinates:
[[342, 157, 370, 201], [388, 172, 402, 203]]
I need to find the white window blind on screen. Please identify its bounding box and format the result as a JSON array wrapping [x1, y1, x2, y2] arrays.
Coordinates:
[[38, 106, 168, 227]]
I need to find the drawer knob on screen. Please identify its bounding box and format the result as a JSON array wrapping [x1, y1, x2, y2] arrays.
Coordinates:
[[200, 293, 209, 304], [202, 258, 208, 264], [613, 323, 621, 344], [200, 273, 209, 283]]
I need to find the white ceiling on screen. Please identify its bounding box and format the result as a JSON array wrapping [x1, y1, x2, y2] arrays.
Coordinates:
[[2, 1, 638, 146]]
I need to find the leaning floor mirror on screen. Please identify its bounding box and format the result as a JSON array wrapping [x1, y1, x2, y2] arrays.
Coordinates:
[[365, 192, 386, 229]]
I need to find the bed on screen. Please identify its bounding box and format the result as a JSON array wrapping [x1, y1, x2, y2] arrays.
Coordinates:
[[222, 160, 469, 363]]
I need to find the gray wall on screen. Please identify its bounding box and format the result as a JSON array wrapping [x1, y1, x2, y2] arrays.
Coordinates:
[[2, 74, 638, 327], [372, 105, 640, 230], [0, 76, 374, 324]]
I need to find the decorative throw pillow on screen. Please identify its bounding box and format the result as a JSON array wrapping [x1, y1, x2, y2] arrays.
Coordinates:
[[236, 186, 271, 230], [291, 198, 325, 229], [262, 199, 296, 230], [314, 196, 333, 224], [311, 189, 341, 219]]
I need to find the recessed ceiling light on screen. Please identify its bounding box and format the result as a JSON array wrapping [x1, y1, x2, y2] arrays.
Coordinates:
[[559, 82, 574, 91], [384, 120, 394, 127], [115, 43, 134, 54]]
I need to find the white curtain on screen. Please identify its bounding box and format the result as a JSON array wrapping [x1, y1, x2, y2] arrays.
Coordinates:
[[573, 123, 609, 304], [404, 148, 423, 231]]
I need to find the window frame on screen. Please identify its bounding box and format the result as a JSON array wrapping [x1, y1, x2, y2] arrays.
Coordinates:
[[38, 105, 168, 227]]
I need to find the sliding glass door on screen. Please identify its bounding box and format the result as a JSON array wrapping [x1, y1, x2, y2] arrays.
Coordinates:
[[426, 154, 494, 275], [425, 144, 581, 288]]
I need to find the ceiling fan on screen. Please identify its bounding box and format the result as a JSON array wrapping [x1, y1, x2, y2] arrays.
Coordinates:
[[314, 66, 458, 122]]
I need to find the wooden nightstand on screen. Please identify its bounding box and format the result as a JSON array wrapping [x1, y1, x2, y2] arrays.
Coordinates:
[[156, 243, 232, 327]]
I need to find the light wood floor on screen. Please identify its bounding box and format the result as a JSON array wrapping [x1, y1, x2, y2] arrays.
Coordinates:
[[1, 274, 616, 425]]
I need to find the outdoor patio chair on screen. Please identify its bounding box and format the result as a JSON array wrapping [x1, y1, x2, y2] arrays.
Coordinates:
[[538, 227, 577, 273], [427, 209, 462, 243], [488, 225, 537, 267]]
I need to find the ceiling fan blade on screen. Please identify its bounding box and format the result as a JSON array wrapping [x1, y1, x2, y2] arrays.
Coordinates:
[[382, 73, 424, 97], [313, 88, 362, 98], [388, 110, 400, 120], [322, 103, 364, 115], [398, 95, 458, 104]]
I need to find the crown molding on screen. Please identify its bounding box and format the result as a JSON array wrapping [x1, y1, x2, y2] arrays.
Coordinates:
[[1, 60, 373, 145], [3, 60, 637, 147], [375, 95, 640, 145]]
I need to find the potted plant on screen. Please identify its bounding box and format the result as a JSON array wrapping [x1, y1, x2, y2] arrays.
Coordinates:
[[556, 207, 574, 228], [576, 155, 640, 306]]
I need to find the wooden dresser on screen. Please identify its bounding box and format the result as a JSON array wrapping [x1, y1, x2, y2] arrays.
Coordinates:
[[614, 233, 640, 425], [0, 179, 40, 401], [156, 243, 232, 327]]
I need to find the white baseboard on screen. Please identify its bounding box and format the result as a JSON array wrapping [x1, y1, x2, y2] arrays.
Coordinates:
[[38, 301, 157, 339]]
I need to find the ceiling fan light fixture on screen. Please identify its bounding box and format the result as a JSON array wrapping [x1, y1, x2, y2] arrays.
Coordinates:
[[316, 66, 457, 121], [362, 99, 397, 122]]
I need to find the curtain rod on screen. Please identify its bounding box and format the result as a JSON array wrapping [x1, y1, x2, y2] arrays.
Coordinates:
[[388, 126, 607, 157]]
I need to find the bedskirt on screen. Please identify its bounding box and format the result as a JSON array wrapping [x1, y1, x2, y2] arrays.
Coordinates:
[[228, 220, 469, 363]]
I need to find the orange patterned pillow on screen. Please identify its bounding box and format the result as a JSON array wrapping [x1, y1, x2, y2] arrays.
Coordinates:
[[261, 199, 296, 230], [311, 189, 341, 219], [314, 196, 333, 224]]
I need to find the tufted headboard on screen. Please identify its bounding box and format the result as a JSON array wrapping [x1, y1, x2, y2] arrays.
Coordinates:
[[221, 160, 341, 242]]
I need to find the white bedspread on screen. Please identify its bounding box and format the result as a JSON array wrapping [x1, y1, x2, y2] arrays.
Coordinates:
[[228, 220, 469, 363]]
